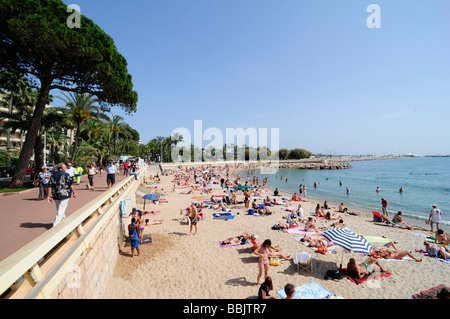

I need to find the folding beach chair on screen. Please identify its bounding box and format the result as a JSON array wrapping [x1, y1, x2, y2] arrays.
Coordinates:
[[293, 252, 313, 275], [372, 211, 383, 222]]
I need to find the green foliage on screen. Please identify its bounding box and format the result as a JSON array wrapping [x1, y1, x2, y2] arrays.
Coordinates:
[[287, 148, 313, 160], [0, 0, 138, 111]]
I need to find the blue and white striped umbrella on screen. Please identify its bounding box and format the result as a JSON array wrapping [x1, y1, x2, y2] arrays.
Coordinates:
[[322, 227, 373, 254]]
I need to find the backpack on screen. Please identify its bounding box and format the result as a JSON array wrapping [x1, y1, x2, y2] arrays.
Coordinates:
[[324, 270, 343, 281]]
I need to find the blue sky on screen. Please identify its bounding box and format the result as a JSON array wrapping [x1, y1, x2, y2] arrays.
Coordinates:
[[58, 0, 450, 155]]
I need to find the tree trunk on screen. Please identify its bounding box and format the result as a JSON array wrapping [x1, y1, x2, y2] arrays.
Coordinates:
[[71, 123, 81, 163], [9, 78, 51, 188], [33, 133, 44, 179]]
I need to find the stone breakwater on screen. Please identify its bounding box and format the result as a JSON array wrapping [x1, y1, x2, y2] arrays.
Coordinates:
[[261, 160, 352, 170]]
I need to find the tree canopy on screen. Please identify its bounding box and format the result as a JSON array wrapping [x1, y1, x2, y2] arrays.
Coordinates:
[[0, 0, 138, 187]]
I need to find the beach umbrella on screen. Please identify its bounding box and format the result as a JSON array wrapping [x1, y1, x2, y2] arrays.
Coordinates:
[[234, 185, 253, 191], [143, 193, 159, 209], [322, 227, 373, 268]]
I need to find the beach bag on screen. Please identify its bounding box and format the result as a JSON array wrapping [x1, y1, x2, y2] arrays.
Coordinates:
[[317, 244, 328, 255], [272, 224, 281, 230], [324, 270, 343, 281], [248, 209, 254, 215]]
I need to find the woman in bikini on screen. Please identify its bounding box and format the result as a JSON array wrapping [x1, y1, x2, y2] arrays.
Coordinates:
[[254, 239, 291, 285], [304, 217, 320, 233], [137, 210, 145, 243], [255, 240, 271, 286]]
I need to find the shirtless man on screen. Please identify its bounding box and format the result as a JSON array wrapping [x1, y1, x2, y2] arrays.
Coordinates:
[[347, 257, 388, 279], [187, 203, 198, 235]]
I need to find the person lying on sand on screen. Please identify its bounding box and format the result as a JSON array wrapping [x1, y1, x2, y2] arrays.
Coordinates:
[[423, 241, 450, 260], [277, 216, 299, 229], [221, 231, 251, 246], [370, 242, 422, 262], [300, 234, 331, 248], [347, 257, 388, 279]]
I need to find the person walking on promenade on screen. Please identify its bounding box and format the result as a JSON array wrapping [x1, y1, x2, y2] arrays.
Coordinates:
[[86, 163, 97, 191], [47, 163, 77, 227], [65, 162, 76, 184], [381, 198, 388, 218], [106, 161, 117, 189], [35, 165, 51, 200], [123, 160, 129, 176], [75, 163, 83, 185]]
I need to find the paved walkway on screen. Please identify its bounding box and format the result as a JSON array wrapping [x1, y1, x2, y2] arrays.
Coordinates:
[[0, 171, 132, 262]]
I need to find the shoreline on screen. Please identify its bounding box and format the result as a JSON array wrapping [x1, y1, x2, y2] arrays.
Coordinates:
[[105, 164, 449, 299], [261, 182, 449, 234]]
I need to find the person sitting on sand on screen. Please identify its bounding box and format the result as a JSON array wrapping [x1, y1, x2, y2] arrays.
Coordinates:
[[338, 202, 348, 213], [214, 200, 230, 212], [304, 217, 320, 233], [296, 204, 304, 218], [435, 229, 450, 245], [258, 276, 277, 299], [326, 211, 343, 221], [292, 193, 302, 201], [423, 241, 450, 260], [347, 257, 388, 279], [271, 198, 283, 205], [315, 204, 326, 217], [221, 231, 251, 246], [252, 199, 259, 210], [331, 219, 345, 228], [391, 211, 412, 229]]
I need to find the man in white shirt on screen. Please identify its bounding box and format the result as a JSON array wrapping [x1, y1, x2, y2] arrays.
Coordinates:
[[65, 162, 77, 183], [429, 204, 442, 232], [106, 161, 117, 188]]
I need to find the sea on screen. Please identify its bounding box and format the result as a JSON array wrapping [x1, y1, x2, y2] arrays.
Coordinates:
[[249, 157, 450, 232]]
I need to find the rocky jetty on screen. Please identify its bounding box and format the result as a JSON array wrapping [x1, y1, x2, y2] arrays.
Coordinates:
[[262, 159, 352, 170]]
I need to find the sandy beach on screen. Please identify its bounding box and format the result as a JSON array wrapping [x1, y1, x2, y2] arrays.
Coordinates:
[[104, 165, 449, 299]]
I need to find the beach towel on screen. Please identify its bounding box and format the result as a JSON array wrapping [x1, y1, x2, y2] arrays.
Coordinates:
[[287, 228, 317, 235], [213, 213, 235, 220], [219, 240, 249, 248], [363, 236, 392, 244], [293, 237, 338, 254], [411, 284, 449, 299], [145, 220, 163, 226], [143, 210, 161, 216], [338, 267, 392, 285], [276, 281, 334, 299]]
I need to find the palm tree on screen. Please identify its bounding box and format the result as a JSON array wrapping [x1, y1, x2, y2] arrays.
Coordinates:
[[58, 92, 108, 163], [46, 128, 69, 164]]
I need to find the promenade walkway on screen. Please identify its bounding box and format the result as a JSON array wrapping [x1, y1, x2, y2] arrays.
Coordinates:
[[0, 171, 131, 262]]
